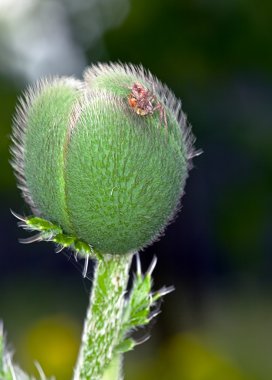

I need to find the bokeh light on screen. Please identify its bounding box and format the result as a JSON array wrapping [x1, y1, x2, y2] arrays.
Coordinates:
[[18, 315, 80, 379]]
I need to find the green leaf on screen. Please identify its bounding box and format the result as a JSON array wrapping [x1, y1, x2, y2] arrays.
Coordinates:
[[115, 338, 135, 354]]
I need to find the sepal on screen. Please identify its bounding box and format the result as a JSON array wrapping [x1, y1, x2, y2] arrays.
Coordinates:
[[11, 211, 97, 273]]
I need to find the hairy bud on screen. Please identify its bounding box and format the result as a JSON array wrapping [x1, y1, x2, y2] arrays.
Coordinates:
[[11, 63, 197, 255]]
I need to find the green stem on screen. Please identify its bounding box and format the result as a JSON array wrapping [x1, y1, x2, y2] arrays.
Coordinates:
[[74, 253, 133, 380], [101, 355, 123, 380]]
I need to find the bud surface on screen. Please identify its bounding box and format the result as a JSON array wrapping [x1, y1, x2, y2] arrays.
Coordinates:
[[11, 63, 196, 255]]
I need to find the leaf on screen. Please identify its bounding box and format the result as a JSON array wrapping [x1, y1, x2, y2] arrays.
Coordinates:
[[115, 338, 135, 354]]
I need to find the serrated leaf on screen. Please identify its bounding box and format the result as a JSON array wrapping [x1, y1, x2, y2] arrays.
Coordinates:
[[26, 217, 61, 232], [52, 233, 75, 247], [115, 338, 135, 354], [74, 239, 92, 255]]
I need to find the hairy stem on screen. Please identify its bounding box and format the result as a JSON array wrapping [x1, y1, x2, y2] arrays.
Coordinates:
[[101, 355, 123, 380], [74, 254, 133, 380]]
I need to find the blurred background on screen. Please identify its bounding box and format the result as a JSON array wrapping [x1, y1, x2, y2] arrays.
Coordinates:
[[0, 0, 272, 379]]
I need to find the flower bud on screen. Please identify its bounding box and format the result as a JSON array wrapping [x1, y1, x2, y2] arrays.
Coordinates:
[[11, 63, 197, 255]]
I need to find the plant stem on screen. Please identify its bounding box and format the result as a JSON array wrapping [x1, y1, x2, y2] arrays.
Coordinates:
[[101, 355, 123, 380], [74, 253, 133, 380]]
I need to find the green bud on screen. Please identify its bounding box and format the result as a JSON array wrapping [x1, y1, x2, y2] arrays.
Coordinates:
[[11, 63, 197, 255]]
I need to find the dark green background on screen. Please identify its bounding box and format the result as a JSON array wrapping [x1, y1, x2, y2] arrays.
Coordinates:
[[0, 0, 272, 379]]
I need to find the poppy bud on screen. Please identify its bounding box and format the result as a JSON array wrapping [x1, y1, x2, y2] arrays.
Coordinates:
[[11, 63, 196, 255]]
